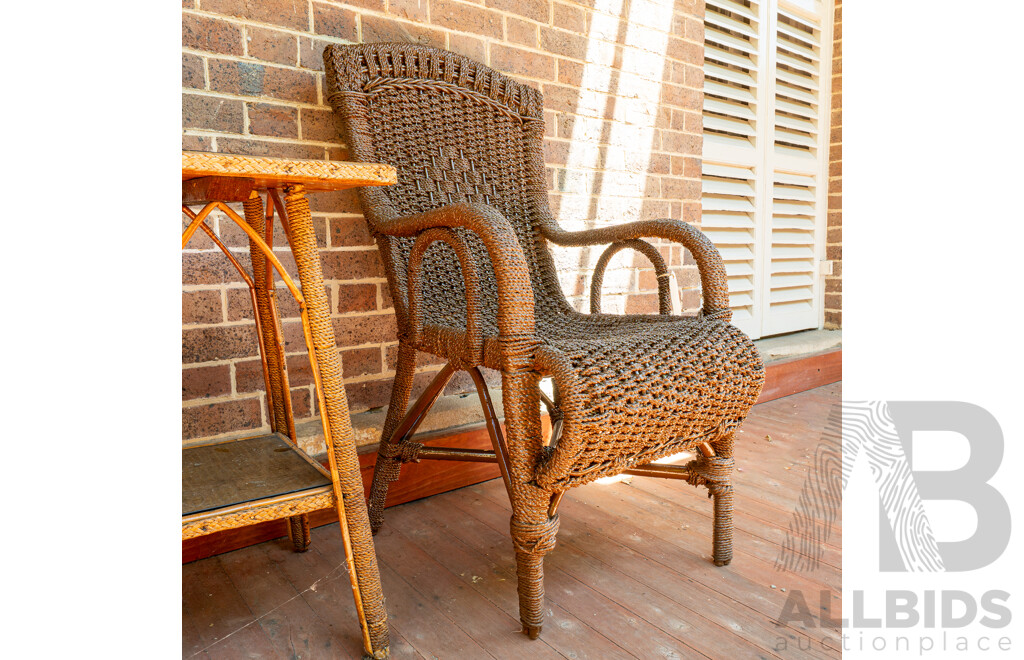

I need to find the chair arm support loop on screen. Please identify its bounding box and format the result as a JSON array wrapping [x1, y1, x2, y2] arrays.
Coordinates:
[[407, 227, 484, 364], [545, 219, 730, 320], [376, 203, 539, 365], [590, 239, 672, 315]]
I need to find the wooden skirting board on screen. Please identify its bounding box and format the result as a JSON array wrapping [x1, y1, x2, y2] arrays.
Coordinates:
[[183, 348, 841, 562]]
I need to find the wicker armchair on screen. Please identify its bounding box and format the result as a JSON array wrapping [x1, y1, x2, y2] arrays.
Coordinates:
[[324, 43, 765, 639]]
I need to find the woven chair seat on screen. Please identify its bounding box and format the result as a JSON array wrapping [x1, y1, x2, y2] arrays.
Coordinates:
[[530, 316, 760, 488]]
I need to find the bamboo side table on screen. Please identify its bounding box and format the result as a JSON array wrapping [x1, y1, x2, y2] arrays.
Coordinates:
[[181, 152, 396, 659]]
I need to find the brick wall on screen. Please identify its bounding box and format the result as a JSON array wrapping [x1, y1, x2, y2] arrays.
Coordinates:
[[182, 0, 707, 452], [824, 0, 841, 329]]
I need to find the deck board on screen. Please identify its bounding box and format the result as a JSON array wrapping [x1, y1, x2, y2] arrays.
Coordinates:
[[183, 383, 842, 659]]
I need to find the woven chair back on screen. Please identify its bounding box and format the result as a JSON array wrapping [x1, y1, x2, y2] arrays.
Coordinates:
[[326, 44, 571, 333]]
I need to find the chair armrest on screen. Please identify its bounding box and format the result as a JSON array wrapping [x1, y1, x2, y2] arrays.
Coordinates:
[[377, 203, 538, 367], [544, 219, 731, 319]]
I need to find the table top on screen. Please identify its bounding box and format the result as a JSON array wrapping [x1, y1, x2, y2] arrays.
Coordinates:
[[182, 151, 396, 192]]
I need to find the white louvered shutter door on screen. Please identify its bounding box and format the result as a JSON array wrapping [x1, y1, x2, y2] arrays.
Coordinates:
[[701, 0, 766, 338], [702, 0, 832, 339]]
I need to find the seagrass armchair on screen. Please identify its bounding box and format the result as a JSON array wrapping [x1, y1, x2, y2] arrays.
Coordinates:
[[324, 43, 765, 639]]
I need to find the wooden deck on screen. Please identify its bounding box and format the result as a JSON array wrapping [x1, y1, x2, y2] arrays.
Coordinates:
[[183, 382, 842, 659]]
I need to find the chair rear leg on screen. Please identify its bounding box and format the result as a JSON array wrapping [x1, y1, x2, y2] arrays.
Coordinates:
[[367, 342, 417, 533], [712, 486, 734, 566], [710, 432, 735, 566]]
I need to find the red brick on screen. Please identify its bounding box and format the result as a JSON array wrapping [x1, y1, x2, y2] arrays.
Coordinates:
[[430, 0, 502, 39], [234, 357, 266, 392], [337, 282, 378, 313], [540, 28, 587, 61], [247, 26, 297, 66], [182, 251, 251, 286], [625, 292, 660, 315], [182, 13, 243, 55], [182, 94, 244, 133], [208, 59, 318, 104], [183, 398, 262, 439], [344, 371, 434, 412], [390, 0, 429, 22], [540, 84, 577, 113], [542, 138, 569, 166], [311, 3, 357, 40], [448, 34, 486, 62], [300, 108, 342, 143], [679, 288, 702, 311], [307, 189, 362, 213], [505, 17, 538, 47], [183, 290, 223, 325], [183, 364, 232, 400], [361, 16, 446, 49], [299, 37, 334, 71], [332, 314, 398, 346], [344, 378, 393, 412], [201, 0, 310, 31], [247, 102, 298, 138], [683, 16, 704, 42], [217, 138, 324, 160], [487, 0, 548, 23], [681, 201, 701, 224], [660, 177, 701, 200], [182, 135, 215, 152], [182, 325, 260, 363], [648, 153, 670, 175], [666, 37, 700, 64], [330, 218, 374, 247], [826, 244, 842, 260], [383, 343, 448, 372], [490, 45, 555, 80], [661, 131, 700, 155], [556, 58, 582, 86], [291, 387, 313, 419], [380, 283, 394, 310], [322, 249, 385, 280], [182, 53, 205, 89], [340, 346, 383, 378], [553, 3, 586, 32], [227, 285, 302, 322]]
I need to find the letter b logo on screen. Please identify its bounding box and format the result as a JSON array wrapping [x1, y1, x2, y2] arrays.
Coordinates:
[[844, 401, 1011, 572]]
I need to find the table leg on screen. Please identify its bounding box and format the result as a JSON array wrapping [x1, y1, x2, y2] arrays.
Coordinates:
[[282, 184, 390, 659], [243, 191, 294, 438]]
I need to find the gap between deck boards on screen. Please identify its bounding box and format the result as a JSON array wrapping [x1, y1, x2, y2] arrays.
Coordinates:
[[183, 348, 841, 563]]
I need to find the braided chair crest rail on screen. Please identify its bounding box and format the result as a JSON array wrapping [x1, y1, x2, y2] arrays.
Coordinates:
[[324, 43, 765, 639]]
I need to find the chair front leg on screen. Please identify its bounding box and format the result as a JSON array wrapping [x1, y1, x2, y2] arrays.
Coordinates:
[[502, 370, 559, 639], [367, 341, 418, 533], [510, 503, 559, 638]]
